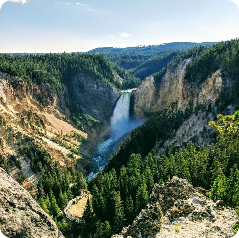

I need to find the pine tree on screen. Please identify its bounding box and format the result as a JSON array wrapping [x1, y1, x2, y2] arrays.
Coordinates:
[[211, 159, 224, 184], [93, 221, 112, 238], [227, 164, 239, 206], [58, 190, 68, 210], [57, 218, 68, 233], [113, 191, 125, 233], [125, 195, 134, 223], [135, 175, 148, 215], [77, 171, 87, 190], [38, 197, 50, 214], [66, 188, 73, 200], [45, 194, 51, 213], [50, 192, 61, 217], [81, 198, 97, 238], [144, 165, 154, 194]]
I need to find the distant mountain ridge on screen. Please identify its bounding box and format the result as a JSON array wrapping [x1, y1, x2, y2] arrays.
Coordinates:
[[88, 42, 217, 80], [88, 42, 216, 55]]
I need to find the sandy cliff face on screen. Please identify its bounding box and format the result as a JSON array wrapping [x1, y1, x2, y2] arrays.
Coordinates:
[[113, 177, 238, 238], [131, 60, 223, 118], [0, 71, 122, 193], [0, 75, 90, 191], [130, 60, 227, 149], [131, 59, 191, 117], [0, 167, 64, 238]]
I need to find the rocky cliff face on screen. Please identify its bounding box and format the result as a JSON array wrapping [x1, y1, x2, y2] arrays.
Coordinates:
[[113, 177, 238, 238], [0, 75, 91, 191], [130, 59, 191, 117], [130, 59, 228, 149], [130, 59, 224, 118], [0, 167, 64, 238], [73, 74, 121, 122]]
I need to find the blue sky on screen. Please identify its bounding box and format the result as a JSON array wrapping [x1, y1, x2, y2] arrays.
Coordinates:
[[0, 0, 239, 53]]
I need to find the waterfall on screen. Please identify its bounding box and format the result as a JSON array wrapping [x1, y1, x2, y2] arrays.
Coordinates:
[[110, 92, 131, 140], [88, 90, 145, 178]]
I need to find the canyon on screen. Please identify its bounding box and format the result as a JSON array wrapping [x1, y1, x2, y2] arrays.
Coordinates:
[[0, 41, 239, 238]]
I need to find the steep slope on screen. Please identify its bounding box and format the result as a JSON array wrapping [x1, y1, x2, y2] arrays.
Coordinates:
[[0, 167, 64, 238], [112, 177, 238, 238], [0, 74, 91, 185], [72, 73, 121, 122]]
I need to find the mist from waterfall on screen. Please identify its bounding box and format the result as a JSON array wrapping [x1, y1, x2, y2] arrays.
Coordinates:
[[88, 90, 145, 178]]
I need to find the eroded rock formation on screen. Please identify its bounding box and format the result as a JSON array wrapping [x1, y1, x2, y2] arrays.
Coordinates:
[[73, 74, 121, 122], [130, 59, 224, 119], [113, 177, 238, 238], [0, 167, 64, 238]]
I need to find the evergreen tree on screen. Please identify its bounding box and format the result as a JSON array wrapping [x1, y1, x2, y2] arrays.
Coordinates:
[[93, 221, 112, 238], [50, 192, 61, 217], [81, 198, 97, 238], [45, 194, 51, 213], [227, 164, 239, 206], [135, 175, 148, 215], [57, 218, 68, 234], [125, 195, 134, 223], [113, 191, 125, 233], [58, 190, 68, 210], [38, 197, 50, 214], [143, 165, 154, 194]]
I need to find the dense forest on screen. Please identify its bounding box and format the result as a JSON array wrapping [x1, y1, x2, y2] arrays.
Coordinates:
[[77, 111, 239, 238], [89, 42, 216, 55], [89, 42, 216, 80], [0, 53, 141, 91]]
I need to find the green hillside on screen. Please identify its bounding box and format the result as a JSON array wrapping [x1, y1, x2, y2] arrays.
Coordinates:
[[0, 53, 140, 91]]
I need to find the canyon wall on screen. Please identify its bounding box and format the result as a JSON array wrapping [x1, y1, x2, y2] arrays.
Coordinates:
[[73, 74, 121, 122], [130, 59, 225, 118]]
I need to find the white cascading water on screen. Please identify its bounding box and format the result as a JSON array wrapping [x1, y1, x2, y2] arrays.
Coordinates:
[[110, 92, 131, 140], [88, 90, 145, 178]]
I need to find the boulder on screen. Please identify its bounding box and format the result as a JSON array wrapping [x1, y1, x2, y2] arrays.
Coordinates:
[[0, 167, 64, 238]]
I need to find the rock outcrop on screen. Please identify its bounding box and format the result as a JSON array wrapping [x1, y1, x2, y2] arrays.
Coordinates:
[[130, 59, 228, 149], [130, 59, 225, 119], [130, 59, 191, 118], [113, 177, 238, 238], [0, 167, 64, 238], [73, 74, 121, 122], [64, 189, 91, 223]]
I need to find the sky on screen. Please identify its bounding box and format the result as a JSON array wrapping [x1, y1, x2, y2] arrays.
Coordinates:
[[0, 0, 239, 53]]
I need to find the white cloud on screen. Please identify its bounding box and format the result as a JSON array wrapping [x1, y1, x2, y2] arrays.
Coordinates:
[[65, 2, 69, 4], [143, 35, 149, 37], [9, 0, 27, 3], [108, 32, 132, 42], [76, 2, 90, 7], [119, 32, 132, 38], [229, 0, 239, 9]]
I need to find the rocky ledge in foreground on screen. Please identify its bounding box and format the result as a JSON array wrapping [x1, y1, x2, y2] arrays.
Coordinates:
[[112, 177, 239, 238], [0, 167, 64, 238]]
